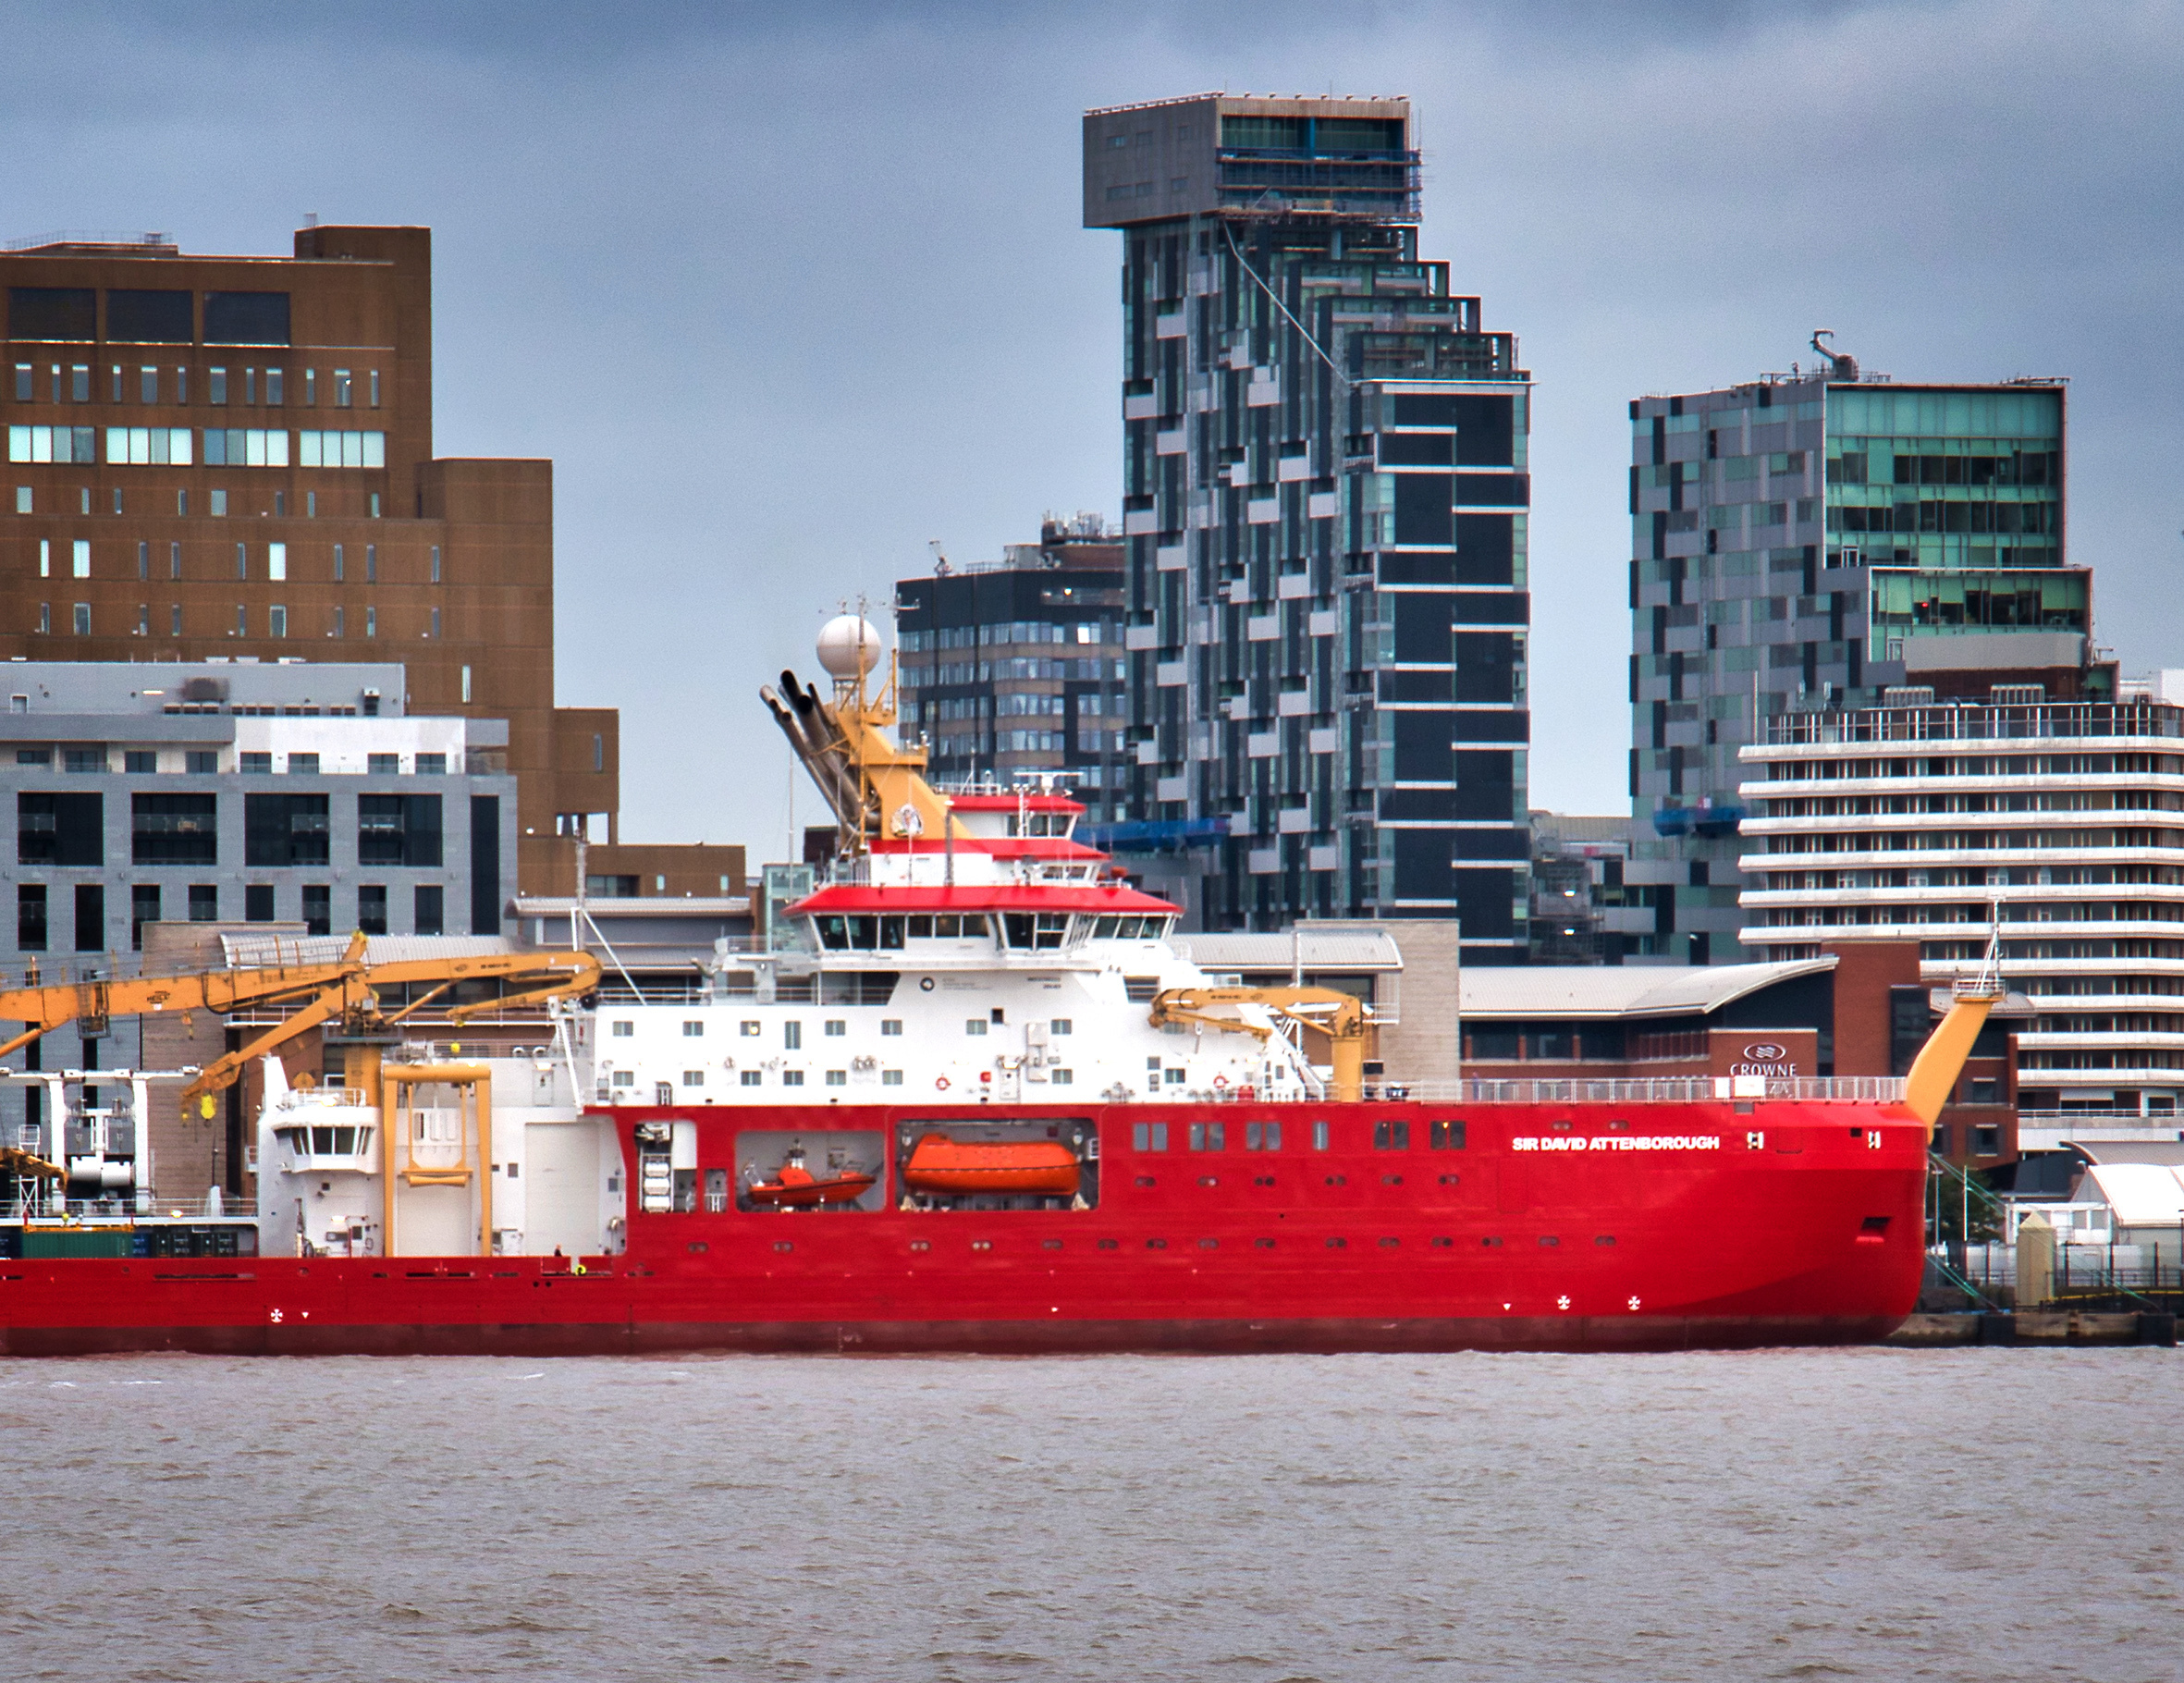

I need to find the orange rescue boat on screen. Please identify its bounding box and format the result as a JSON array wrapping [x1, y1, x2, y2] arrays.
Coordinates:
[[747, 1154, 877, 1209], [902, 1133, 1081, 1197]]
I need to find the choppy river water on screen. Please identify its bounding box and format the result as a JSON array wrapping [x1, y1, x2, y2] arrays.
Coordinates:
[[0, 1347, 2176, 1681]]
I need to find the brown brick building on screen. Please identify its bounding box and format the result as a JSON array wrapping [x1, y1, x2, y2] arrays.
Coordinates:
[[2, 224, 736, 897]]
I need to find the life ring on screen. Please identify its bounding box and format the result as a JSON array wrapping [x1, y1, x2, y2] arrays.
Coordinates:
[[1212, 1074, 1228, 1088], [935, 1075, 951, 1090]]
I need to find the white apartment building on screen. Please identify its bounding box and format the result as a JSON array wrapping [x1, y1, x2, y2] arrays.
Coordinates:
[[1736, 687, 2184, 1124]]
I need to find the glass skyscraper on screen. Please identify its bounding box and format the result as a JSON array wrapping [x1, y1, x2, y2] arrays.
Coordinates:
[[1083, 94, 1533, 959], [1626, 363, 2088, 964]]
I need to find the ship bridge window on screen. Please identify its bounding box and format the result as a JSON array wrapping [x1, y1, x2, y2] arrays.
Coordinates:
[[1188, 1122, 1226, 1151], [1373, 1121, 1412, 1150], [1245, 1122, 1282, 1149], [904, 914, 990, 939], [1093, 915, 1167, 940], [1312, 1120, 1331, 1150], [1001, 912, 1072, 950], [1133, 1122, 1169, 1151], [815, 914, 907, 951], [1429, 1120, 1466, 1150]]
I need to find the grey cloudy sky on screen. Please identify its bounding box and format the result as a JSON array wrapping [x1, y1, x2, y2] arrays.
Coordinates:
[[8, 0, 2181, 854]]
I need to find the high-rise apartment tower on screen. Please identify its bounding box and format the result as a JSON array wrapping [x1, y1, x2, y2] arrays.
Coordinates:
[[1085, 94, 1533, 960], [1626, 362, 2082, 964]]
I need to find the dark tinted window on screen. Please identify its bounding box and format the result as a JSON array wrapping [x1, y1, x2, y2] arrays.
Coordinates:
[[1455, 514, 1515, 584], [1315, 117, 1405, 151], [7, 287, 95, 340], [1380, 432, 1451, 467], [203, 290, 290, 345], [1393, 711, 1454, 782], [105, 289, 192, 343], [133, 792, 217, 865], [1392, 829, 1454, 900], [244, 792, 329, 866], [1452, 395, 1515, 466], [73, 883, 104, 952], [18, 792, 102, 866], [1393, 594, 1451, 664], [1393, 394, 1456, 428], [1454, 633, 1516, 704], [1454, 751, 1515, 821], [1454, 868, 1517, 939], [359, 793, 443, 867], [1454, 473, 1528, 508], [1393, 473, 1453, 546], [1220, 115, 1307, 148]]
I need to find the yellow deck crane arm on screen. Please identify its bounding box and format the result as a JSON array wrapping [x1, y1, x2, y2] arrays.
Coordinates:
[[0, 933, 601, 1114], [1147, 986, 1375, 1102]]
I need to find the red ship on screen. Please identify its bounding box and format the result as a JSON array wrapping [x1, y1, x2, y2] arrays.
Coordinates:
[[0, 618, 1988, 1356]]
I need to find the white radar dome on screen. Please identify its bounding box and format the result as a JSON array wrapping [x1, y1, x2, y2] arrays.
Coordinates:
[[816, 614, 883, 680]]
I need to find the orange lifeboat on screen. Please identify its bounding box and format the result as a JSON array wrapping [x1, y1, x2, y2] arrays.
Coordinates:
[[746, 1153, 877, 1209], [902, 1133, 1081, 1198]]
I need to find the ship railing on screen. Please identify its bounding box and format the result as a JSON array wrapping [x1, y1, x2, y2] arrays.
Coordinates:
[[3, 1195, 259, 1222], [1955, 1242, 2183, 1296], [1344, 1075, 1908, 1106], [1162, 1075, 1908, 1105]]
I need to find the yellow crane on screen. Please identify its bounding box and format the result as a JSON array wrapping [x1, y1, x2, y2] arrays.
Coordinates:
[[0, 933, 601, 1111], [1147, 986, 1376, 1102]]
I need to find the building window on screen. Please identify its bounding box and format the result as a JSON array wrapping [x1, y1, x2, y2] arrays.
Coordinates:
[[333, 543, 343, 581], [176, 366, 188, 404], [72, 540, 89, 579], [186, 751, 217, 774], [136, 541, 149, 581], [413, 883, 444, 936], [209, 367, 227, 405], [239, 753, 271, 774], [460, 665, 471, 703], [188, 884, 218, 922], [334, 370, 352, 407], [235, 605, 246, 637], [296, 430, 385, 469], [430, 608, 440, 639], [244, 884, 276, 922], [365, 607, 376, 638], [369, 753, 399, 775], [414, 753, 445, 774], [265, 367, 283, 405], [365, 545, 376, 583], [358, 794, 442, 866], [268, 606, 287, 638], [210, 489, 227, 517], [122, 750, 156, 774], [369, 370, 380, 407], [286, 752, 318, 775], [37, 604, 48, 634], [13, 488, 27, 514], [593, 733, 604, 773], [430, 545, 441, 583], [302, 884, 332, 936], [243, 792, 330, 866], [355, 885, 386, 935], [10, 365, 27, 402], [169, 541, 180, 579], [17, 885, 45, 952], [71, 604, 89, 636], [268, 543, 286, 582], [740, 1070, 762, 1087], [170, 604, 182, 637], [333, 606, 344, 638], [130, 885, 160, 950], [73, 883, 103, 952], [16, 793, 99, 866], [137, 365, 157, 404], [305, 490, 315, 518], [784, 1022, 802, 1050], [134, 604, 148, 636], [70, 365, 89, 403], [303, 369, 315, 405]]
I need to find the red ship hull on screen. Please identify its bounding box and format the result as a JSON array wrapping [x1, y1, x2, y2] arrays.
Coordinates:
[[0, 1100, 1929, 1357]]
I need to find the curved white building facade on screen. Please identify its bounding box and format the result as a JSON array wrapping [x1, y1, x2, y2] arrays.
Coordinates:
[[1737, 697, 2184, 1123]]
